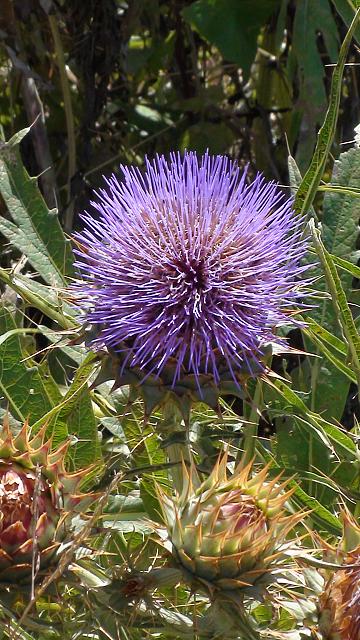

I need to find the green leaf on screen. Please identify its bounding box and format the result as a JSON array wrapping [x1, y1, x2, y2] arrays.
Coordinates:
[[307, 148, 360, 417], [258, 442, 342, 535], [294, 8, 360, 215], [276, 417, 332, 503], [119, 402, 167, 522], [288, 155, 317, 220], [293, 145, 360, 420], [0, 305, 99, 466], [182, 0, 280, 79], [70, 561, 112, 588], [30, 352, 101, 466], [266, 377, 357, 459], [310, 220, 360, 389], [65, 387, 101, 468], [140, 477, 164, 522], [331, 0, 360, 44], [0, 612, 39, 640], [0, 268, 78, 330], [288, 154, 350, 411], [292, 0, 339, 169], [322, 147, 360, 268], [39, 324, 86, 366], [290, 482, 342, 535], [318, 184, 360, 197], [303, 329, 356, 384], [330, 253, 360, 279], [303, 317, 347, 356], [0, 305, 61, 424], [0, 128, 74, 286]]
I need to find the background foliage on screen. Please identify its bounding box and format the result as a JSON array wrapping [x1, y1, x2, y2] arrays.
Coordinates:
[[0, 1, 360, 639], [1, 0, 360, 219]]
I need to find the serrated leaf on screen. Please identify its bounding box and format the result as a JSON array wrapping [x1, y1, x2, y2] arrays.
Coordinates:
[[0, 306, 100, 467], [310, 220, 360, 390], [290, 482, 342, 535], [30, 352, 101, 466], [294, 9, 359, 214], [303, 325, 356, 383], [303, 317, 347, 355], [0, 268, 77, 329], [296, 144, 360, 419], [292, 0, 339, 169], [330, 253, 360, 279], [0, 128, 74, 285], [0, 305, 61, 424], [323, 147, 360, 269]]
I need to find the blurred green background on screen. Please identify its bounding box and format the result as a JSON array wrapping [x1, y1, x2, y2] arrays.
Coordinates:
[[1, 0, 360, 233]]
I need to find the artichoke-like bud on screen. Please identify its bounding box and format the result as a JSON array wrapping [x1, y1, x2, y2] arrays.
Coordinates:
[[318, 511, 360, 640], [0, 417, 98, 584], [157, 455, 304, 593]]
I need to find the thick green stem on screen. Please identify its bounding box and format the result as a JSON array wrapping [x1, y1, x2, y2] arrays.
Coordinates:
[[236, 379, 263, 469], [216, 597, 261, 640], [161, 402, 192, 494], [166, 441, 189, 492]]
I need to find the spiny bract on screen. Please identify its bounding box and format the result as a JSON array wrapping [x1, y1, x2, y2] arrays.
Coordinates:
[[72, 152, 309, 410], [318, 511, 360, 640], [157, 455, 304, 594], [0, 417, 98, 584]]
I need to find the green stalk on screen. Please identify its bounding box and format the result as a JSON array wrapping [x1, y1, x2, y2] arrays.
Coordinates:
[[217, 598, 261, 640], [48, 14, 76, 232], [161, 402, 192, 494], [237, 378, 263, 469]]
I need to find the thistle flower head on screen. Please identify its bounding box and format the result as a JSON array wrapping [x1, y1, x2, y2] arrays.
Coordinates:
[[73, 152, 309, 388], [320, 568, 360, 640], [0, 418, 98, 584], [318, 511, 360, 640], [157, 455, 303, 593]]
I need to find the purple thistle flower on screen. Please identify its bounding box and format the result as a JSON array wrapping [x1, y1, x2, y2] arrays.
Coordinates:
[[72, 151, 309, 387]]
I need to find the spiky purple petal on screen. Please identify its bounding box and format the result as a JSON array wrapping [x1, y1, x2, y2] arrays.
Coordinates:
[[72, 151, 309, 385]]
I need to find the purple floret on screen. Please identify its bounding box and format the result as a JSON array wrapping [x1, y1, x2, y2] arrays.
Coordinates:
[[72, 151, 309, 385]]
